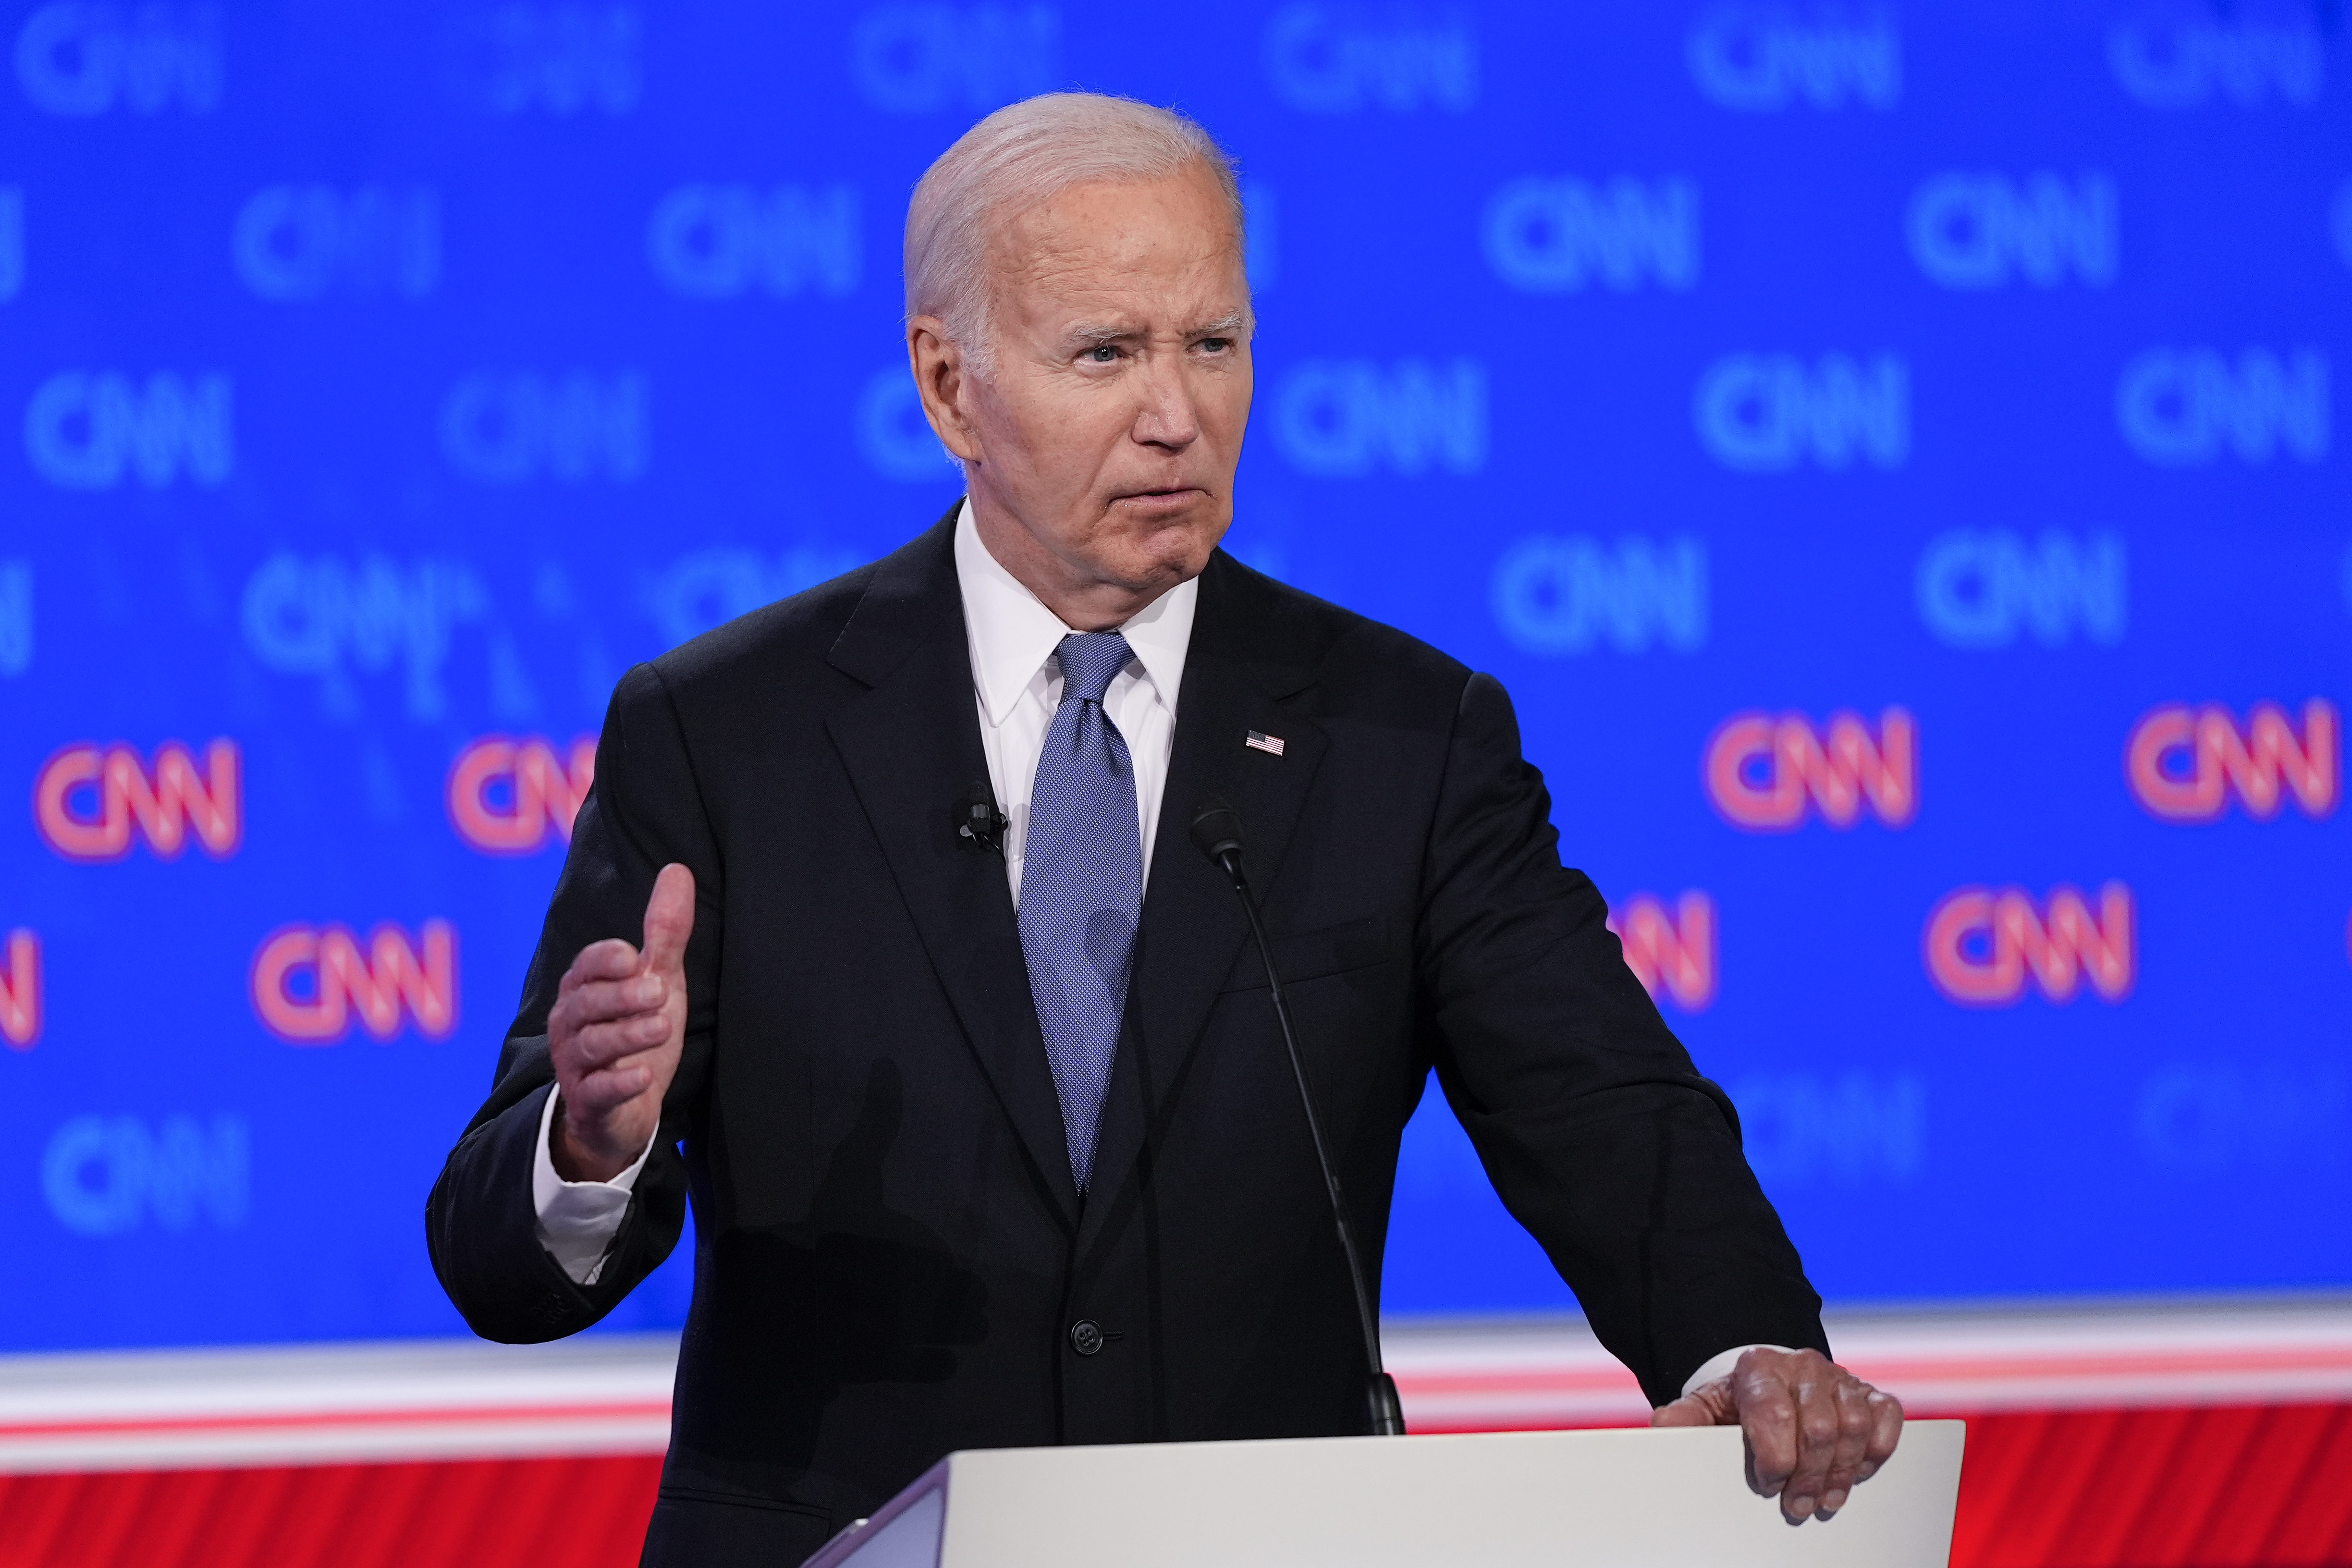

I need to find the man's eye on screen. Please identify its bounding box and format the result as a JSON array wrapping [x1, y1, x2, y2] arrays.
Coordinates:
[[1086, 345, 1119, 363], [1198, 337, 1232, 354]]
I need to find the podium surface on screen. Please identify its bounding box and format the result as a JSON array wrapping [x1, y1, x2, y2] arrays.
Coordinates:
[[807, 1419, 1966, 1568]]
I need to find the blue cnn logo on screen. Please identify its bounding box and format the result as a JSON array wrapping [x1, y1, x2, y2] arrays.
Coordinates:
[[649, 184, 859, 298], [1907, 173, 2117, 289], [850, 5, 1058, 114], [1686, 7, 1898, 110], [1733, 1074, 1924, 1188], [233, 185, 440, 301], [241, 553, 489, 723], [1262, 4, 1475, 112], [2107, 16, 2321, 108], [441, 371, 649, 484], [1915, 531, 2126, 650], [24, 371, 232, 489], [1273, 360, 1486, 478], [438, 5, 639, 115], [2116, 348, 2329, 466], [1483, 178, 1697, 293], [1491, 536, 1707, 657], [43, 1115, 250, 1236], [1694, 354, 1908, 472], [14, 2, 220, 115], [2136, 1065, 2347, 1175]]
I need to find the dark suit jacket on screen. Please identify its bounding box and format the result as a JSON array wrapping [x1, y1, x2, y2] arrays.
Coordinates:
[[426, 504, 1827, 1566]]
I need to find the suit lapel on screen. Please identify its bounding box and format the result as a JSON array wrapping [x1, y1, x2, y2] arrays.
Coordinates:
[[1078, 553, 1330, 1258], [825, 512, 1081, 1227]]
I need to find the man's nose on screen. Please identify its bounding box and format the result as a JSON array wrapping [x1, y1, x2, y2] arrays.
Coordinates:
[[1129, 353, 1201, 451]]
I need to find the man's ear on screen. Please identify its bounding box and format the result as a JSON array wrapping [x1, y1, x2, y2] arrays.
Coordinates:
[[907, 318, 984, 465]]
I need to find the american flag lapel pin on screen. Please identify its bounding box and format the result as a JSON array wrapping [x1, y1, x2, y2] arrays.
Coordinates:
[[1245, 729, 1286, 757]]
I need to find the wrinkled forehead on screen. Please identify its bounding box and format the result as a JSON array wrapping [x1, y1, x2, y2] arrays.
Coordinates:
[[983, 169, 1248, 301]]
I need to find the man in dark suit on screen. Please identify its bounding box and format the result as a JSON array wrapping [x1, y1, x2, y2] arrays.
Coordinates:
[[427, 93, 1901, 1566]]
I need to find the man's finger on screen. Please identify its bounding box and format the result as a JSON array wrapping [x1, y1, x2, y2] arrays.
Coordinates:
[[1858, 1388, 1904, 1480], [559, 939, 640, 996], [1777, 1368, 1841, 1523], [562, 1014, 673, 1075], [1735, 1368, 1799, 1498], [556, 972, 670, 1032], [1816, 1377, 1875, 1518], [639, 864, 696, 979]]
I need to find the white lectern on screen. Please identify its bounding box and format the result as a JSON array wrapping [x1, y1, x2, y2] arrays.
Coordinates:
[[804, 1419, 1966, 1568]]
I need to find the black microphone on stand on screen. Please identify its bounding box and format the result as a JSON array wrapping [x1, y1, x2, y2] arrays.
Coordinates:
[[1191, 795, 1406, 1438]]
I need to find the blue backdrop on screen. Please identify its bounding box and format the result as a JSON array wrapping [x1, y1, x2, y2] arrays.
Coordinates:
[[1, 1, 2347, 1352]]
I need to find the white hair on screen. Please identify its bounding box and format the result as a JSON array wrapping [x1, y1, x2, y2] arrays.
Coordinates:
[[905, 92, 1245, 378]]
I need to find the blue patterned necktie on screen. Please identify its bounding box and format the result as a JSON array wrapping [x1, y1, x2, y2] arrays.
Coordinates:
[[1018, 631, 1143, 1194]]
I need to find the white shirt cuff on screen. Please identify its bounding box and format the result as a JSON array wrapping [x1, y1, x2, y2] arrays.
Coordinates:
[[530, 1085, 657, 1286], [1680, 1343, 1798, 1398]]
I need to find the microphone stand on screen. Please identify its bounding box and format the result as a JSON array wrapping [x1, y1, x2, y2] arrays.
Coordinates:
[[1193, 797, 1406, 1437]]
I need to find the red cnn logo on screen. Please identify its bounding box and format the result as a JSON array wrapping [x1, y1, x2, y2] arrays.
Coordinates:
[[33, 739, 241, 862], [1924, 883, 2134, 1006], [1, 929, 37, 1050], [1609, 892, 1716, 1012], [2125, 699, 2338, 822], [250, 921, 459, 1044], [447, 735, 595, 854], [1704, 709, 1917, 831]]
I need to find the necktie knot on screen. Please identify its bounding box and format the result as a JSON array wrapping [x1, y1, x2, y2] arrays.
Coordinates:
[[1054, 632, 1131, 708]]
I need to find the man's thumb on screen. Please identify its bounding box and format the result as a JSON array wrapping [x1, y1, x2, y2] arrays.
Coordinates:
[[1650, 1379, 1737, 1427], [640, 862, 696, 976]]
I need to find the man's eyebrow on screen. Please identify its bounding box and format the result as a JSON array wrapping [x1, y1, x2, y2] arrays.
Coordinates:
[[1060, 310, 1254, 347]]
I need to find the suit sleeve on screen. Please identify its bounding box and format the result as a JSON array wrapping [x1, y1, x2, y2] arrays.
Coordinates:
[[1415, 672, 1828, 1404], [425, 661, 722, 1343]]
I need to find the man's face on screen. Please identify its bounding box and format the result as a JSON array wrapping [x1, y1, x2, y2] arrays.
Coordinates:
[[917, 165, 1253, 621]]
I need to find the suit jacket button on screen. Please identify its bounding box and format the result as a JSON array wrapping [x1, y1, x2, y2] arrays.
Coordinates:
[[1068, 1319, 1105, 1356]]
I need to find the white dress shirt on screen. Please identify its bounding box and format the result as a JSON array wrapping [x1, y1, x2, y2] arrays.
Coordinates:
[[525, 502, 1771, 1392], [952, 499, 1195, 905], [531, 1077, 653, 1286]]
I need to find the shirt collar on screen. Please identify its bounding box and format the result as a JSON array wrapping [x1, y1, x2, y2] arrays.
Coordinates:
[[953, 499, 1198, 727]]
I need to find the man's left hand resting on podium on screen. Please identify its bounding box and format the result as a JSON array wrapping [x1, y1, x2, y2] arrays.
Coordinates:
[[1653, 1346, 1904, 1524]]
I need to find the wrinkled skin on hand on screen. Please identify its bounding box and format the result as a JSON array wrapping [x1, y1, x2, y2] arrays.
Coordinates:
[[1651, 1346, 1904, 1524]]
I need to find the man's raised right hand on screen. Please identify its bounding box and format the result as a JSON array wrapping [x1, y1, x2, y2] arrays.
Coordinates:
[[547, 863, 695, 1182]]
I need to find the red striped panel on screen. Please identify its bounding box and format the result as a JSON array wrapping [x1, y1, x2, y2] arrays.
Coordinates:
[[3, 1406, 2349, 1567], [0, 1456, 662, 1568], [1943, 1404, 2352, 1568]]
